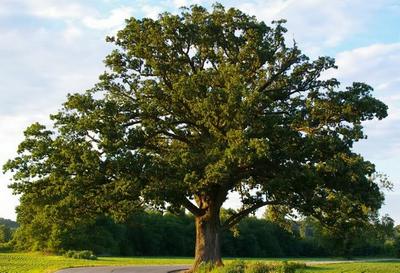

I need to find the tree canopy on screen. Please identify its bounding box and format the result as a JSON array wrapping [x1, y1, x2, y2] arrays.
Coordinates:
[[4, 4, 388, 269]]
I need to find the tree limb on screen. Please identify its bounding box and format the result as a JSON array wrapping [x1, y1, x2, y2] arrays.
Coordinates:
[[182, 198, 205, 216], [221, 200, 281, 230], [257, 51, 299, 93]]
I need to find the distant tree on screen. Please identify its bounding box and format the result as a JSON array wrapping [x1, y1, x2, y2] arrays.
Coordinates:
[[395, 225, 400, 258], [0, 225, 12, 243], [4, 4, 388, 270], [376, 214, 395, 241], [0, 218, 18, 229], [263, 205, 296, 232], [10, 200, 64, 251]]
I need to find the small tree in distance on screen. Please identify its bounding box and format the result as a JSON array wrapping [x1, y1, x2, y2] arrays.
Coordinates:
[[4, 4, 388, 271]]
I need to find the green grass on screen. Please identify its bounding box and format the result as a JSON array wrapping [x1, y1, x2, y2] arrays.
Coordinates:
[[0, 253, 191, 273], [0, 253, 399, 273], [301, 261, 400, 272]]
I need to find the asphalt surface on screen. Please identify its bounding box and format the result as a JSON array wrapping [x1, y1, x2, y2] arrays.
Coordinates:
[[56, 265, 189, 273]]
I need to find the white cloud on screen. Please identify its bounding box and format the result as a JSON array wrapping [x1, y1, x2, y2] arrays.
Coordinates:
[[173, 0, 189, 8], [381, 192, 400, 221], [140, 4, 164, 19], [330, 43, 400, 86], [238, 0, 292, 20], [0, 1, 16, 17], [0, 25, 107, 114], [171, 0, 204, 8], [234, 0, 384, 55], [83, 7, 134, 30], [23, 0, 89, 20], [63, 23, 83, 42]]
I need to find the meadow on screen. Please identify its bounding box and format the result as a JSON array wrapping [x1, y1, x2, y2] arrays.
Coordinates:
[[0, 253, 399, 273], [0, 253, 192, 273]]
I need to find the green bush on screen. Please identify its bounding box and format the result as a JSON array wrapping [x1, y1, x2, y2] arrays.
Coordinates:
[[395, 239, 400, 258], [64, 250, 97, 260], [221, 261, 246, 273], [246, 262, 274, 273], [0, 242, 13, 253], [278, 261, 306, 273], [197, 261, 306, 273], [245, 261, 305, 273], [196, 262, 216, 273]]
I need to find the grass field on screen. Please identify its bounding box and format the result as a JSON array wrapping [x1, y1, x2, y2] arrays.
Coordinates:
[[0, 253, 191, 273], [0, 253, 399, 273], [302, 261, 400, 272]]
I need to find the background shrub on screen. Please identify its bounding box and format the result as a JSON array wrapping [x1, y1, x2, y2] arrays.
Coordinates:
[[221, 261, 245, 273], [245, 261, 305, 273], [197, 261, 306, 273], [64, 250, 97, 260], [246, 262, 274, 273]]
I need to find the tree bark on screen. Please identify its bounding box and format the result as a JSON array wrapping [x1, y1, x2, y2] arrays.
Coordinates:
[[190, 203, 223, 272]]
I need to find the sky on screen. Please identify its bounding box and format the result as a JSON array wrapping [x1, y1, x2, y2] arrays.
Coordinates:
[[0, 0, 399, 223]]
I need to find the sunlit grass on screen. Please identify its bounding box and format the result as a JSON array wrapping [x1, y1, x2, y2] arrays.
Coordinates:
[[0, 253, 191, 273], [302, 261, 400, 273], [0, 252, 399, 273]]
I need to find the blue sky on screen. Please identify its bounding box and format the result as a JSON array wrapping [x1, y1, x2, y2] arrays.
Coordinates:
[[0, 0, 399, 223]]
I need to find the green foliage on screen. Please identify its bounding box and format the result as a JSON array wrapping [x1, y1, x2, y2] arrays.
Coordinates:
[[0, 242, 13, 253], [221, 260, 246, 273], [0, 219, 17, 250], [246, 262, 270, 273], [0, 218, 18, 229], [0, 225, 13, 244], [277, 261, 306, 273], [64, 250, 97, 260], [222, 216, 298, 257], [394, 226, 400, 258], [244, 262, 293, 273], [10, 211, 195, 256], [198, 261, 306, 273], [282, 214, 400, 258]]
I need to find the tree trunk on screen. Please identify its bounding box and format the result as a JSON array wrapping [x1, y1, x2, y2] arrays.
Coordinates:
[[190, 204, 223, 272]]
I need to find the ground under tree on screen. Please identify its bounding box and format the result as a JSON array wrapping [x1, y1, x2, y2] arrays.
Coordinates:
[[4, 4, 388, 271]]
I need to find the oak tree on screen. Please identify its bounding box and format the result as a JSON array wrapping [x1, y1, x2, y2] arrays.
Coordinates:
[[4, 4, 388, 270]]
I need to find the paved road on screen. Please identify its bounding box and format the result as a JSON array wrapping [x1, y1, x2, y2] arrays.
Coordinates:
[[56, 265, 189, 273]]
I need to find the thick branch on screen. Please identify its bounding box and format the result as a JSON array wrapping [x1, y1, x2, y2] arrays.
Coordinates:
[[85, 132, 100, 144], [122, 120, 141, 128], [257, 51, 299, 93], [109, 86, 137, 103], [180, 48, 197, 73], [221, 200, 280, 230], [159, 130, 191, 144], [182, 198, 205, 216]]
